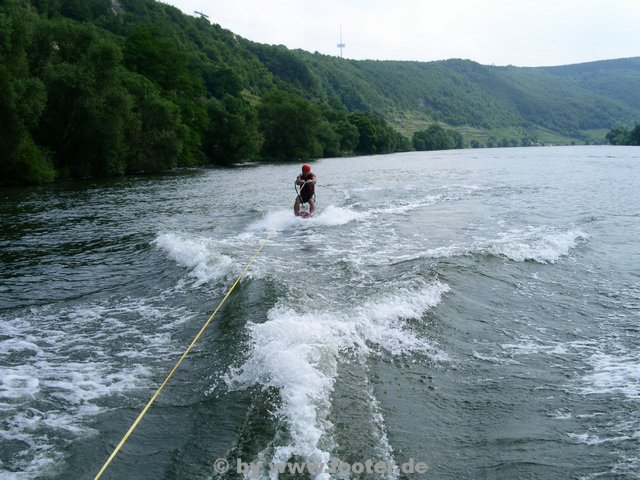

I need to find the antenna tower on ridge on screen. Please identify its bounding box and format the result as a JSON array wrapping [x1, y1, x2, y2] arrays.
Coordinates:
[[337, 25, 346, 58]]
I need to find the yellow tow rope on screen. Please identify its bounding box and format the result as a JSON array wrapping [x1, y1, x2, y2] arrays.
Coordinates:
[[94, 233, 272, 479]]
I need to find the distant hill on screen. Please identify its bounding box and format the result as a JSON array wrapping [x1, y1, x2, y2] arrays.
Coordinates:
[[539, 58, 640, 111], [267, 51, 640, 141]]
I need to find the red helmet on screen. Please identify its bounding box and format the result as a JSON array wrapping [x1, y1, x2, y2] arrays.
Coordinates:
[[302, 164, 311, 173]]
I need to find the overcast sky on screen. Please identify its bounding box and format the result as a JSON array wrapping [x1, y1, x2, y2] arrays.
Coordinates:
[[161, 0, 639, 67]]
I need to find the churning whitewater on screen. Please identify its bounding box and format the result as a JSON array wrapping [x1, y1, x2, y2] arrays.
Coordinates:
[[1, 146, 639, 479]]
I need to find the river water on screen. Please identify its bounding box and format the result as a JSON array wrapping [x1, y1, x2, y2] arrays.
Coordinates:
[[1, 146, 639, 479]]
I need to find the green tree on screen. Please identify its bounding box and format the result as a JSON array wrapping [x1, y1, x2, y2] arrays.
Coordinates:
[[124, 25, 208, 167], [335, 119, 359, 155], [315, 120, 341, 158], [451, 130, 465, 149], [34, 22, 134, 178], [0, 1, 54, 185], [605, 126, 630, 145], [60, 0, 95, 21], [122, 72, 185, 173], [204, 95, 261, 164], [30, 0, 63, 18], [201, 64, 242, 98], [317, 102, 359, 156], [250, 43, 316, 90], [123, 25, 200, 96], [348, 113, 378, 154], [258, 90, 323, 160], [412, 124, 457, 151], [347, 112, 407, 155], [629, 124, 640, 145], [55, 0, 111, 21]]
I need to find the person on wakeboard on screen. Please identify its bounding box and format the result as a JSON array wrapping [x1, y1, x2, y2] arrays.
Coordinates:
[[294, 164, 317, 216]]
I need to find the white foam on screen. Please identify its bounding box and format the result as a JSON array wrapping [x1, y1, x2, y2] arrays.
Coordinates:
[[366, 389, 398, 467], [551, 410, 572, 420], [248, 209, 300, 232], [401, 227, 587, 264], [0, 338, 42, 356], [225, 281, 449, 469], [0, 298, 192, 477], [154, 232, 235, 286], [471, 351, 520, 365], [312, 205, 361, 226], [357, 283, 451, 358], [414, 245, 466, 260], [568, 432, 634, 446], [0, 373, 40, 400], [369, 196, 440, 215], [580, 352, 640, 399], [248, 206, 361, 233], [46, 363, 150, 405], [501, 338, 599, 357], [487, 227, 587, 263], [0, 418, 63, 480]]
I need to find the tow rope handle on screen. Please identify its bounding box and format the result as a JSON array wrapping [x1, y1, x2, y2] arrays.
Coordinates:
[[294, 180, 307, 199], [294, 180, 311, 206]]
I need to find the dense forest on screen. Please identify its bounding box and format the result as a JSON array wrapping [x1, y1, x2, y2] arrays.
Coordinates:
[[605, 124, 640, 145], [2, 0, 640, 185]]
